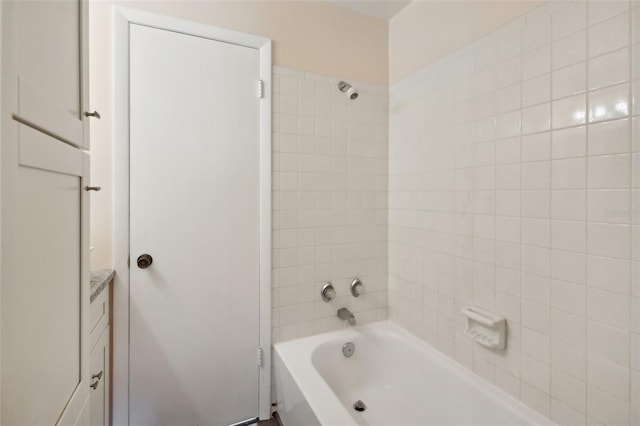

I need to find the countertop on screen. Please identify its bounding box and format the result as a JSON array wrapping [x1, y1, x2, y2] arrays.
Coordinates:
[[90, 269, 114, 302]]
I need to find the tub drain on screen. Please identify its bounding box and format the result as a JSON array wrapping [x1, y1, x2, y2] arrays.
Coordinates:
[[342, 342, 355, 358], [353, 400, 366, 412]]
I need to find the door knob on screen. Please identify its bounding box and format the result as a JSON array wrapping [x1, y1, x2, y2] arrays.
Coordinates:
[[137, 254, 153, 269]]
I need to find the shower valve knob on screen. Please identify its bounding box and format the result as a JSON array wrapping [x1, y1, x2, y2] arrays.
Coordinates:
[[321, 282, 336, 302], [137, 254, 153, 269], [350, 278, 364, 297]]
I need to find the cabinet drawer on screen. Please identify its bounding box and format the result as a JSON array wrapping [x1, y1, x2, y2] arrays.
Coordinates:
[[89, 288, 109, 350], [89, 326, 110, 426]]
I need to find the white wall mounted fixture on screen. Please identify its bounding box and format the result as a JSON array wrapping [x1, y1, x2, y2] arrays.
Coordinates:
[[461, 306, 507, 350]]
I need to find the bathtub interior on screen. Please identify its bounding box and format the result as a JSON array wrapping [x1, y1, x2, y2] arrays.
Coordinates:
[[306, 323, 549, 426]]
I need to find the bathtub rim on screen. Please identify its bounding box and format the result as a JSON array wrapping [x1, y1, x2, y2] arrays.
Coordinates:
[[274, 320, 555, 426]]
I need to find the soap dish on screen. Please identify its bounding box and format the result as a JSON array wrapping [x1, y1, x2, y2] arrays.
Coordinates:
[[461, 306, 506, 350]]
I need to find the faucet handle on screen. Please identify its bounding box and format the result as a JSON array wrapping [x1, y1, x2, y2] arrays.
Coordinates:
[[321, 282, 336, 302], [350, 278, 364, 297]]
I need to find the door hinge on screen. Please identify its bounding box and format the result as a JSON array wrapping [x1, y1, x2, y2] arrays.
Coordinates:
[[258, 80, 264, 99], [257, 347, 263, 367]]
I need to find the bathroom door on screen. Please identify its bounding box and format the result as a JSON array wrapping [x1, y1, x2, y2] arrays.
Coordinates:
[[128, 24, 260, 426]]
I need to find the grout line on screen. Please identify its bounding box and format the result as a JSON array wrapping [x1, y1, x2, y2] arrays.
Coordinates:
[[547, 4, 555, 417], [627, 1, 634, 422], [519, 6, 526, 406], [584, 0, 591, 422]]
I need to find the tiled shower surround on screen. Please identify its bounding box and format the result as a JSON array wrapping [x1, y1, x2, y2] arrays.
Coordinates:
[[388, 1, 640, 425], [271, 67, 389, 343], [270, 1, 639, 425]]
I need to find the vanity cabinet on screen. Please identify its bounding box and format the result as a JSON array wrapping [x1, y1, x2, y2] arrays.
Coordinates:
[[89, 281, 112, 426], [90, 327, 110, 426], [1, 0, 93, 424]]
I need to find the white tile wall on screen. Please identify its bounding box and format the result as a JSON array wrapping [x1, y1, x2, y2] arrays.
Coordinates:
[[389, 1, 640, 424], [271, 66, 388, 344]]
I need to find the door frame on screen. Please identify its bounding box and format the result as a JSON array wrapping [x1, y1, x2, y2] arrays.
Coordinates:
[[113, 7, 272, 423]]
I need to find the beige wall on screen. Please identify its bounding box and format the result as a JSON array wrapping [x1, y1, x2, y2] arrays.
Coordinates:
[[89, 0, 389, 269], [389, 0, 543, 83], [90, 0, 545, 268]]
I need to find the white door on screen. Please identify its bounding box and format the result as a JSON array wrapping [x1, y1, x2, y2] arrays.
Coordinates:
[[129, 24, 261, 426]]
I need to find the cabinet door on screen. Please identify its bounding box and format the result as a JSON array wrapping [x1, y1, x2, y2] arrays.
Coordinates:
[[74, 396, 91, 426], [1, 124, 90, 425], [90, 326, 110, 426], [9, 0, 90, 149]]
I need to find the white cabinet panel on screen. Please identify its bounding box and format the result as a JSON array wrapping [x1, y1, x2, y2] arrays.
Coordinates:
[[10, 0, 90, 149], [74, 396, 90, 426], [90, 326, 110, 426], [89, 287, 109, 346], [1, 125, 90, 425]]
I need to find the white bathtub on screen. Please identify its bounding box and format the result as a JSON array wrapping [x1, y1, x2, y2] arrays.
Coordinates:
[[274, 321, 553, 426]]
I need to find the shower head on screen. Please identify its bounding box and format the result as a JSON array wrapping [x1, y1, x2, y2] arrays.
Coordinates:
[[338, 81, 359, 100]]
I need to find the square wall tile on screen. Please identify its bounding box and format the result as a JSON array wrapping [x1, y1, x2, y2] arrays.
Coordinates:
[[524, 44, 552, 79], [551, 279, 586, 317], [587, 288, 630, 330], [552, 126, 586, 159], [552, 94, 587, 129], [588, 12, 630, 58], [552, 2, 587, 40], [552, 158, 587, 189], [588, 320, 629, 365], [588, 118, 631, 156], [523, 74, 551, 107], [551, 190, 586, 221], [587, 154, 630, 189], [587, 223, 630, 259], [552, 62, 587, 100], [551, 220, 586, 253], [523, 132, 551, 162], [588, 1, 629, 26], [523, 103, 551, 134], [553, 30, 587, 70], [523, 14, 551, 52], [587, 189, 631, 224], [588, 47, 630, 91]]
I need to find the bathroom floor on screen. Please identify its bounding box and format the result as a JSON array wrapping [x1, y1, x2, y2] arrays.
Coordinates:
[[258, 417, 279, 426]]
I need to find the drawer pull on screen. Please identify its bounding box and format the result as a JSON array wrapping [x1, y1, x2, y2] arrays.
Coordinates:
[[90, 380, 99, 390], [92, 370, 103, 380]]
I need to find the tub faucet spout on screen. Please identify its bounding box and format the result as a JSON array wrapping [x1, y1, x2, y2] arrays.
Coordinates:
[[337, 308, 356, 326]]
